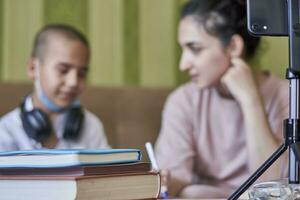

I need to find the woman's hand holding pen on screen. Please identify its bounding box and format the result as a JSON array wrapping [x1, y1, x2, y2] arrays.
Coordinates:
[[160, 169, 170, 198], [145, 142, 169, 199]]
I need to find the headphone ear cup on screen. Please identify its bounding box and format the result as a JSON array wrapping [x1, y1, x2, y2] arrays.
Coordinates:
[[63, 107, 84, 140], [20, 108, 52, 142]]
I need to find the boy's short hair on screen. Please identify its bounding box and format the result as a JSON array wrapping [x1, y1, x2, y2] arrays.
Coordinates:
[[32, 24, 89, 60]]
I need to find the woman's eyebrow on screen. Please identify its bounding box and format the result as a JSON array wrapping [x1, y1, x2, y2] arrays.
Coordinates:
[[186, 41, 203, 47]]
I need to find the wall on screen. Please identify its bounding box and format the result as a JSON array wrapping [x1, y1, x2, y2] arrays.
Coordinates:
[[0, 0, 288, 87]]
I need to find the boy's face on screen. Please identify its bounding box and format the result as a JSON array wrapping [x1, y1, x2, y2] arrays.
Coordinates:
[[31, 36, 89, 108]]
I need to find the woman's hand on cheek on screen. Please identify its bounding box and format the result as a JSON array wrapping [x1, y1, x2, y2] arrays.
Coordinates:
[[221, 57, 260, 106]]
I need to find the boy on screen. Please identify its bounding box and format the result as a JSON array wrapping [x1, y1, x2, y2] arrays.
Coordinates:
[[0, 24, 110, 150]]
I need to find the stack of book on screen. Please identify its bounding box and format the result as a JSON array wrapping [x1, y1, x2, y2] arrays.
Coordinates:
[[0, 149, 160, 200]]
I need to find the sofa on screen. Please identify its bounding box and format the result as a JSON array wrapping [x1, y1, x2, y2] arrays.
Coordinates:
[[0, 82, 172, 160]]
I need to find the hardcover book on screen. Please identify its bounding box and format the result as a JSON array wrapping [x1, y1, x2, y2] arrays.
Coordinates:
[[0, 162, 151, 176], [0, 149, 141, 168], [0, 172, 161, 200]]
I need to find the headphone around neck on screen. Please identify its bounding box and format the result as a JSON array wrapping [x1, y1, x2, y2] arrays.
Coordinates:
[[20, 97, 84, 143]]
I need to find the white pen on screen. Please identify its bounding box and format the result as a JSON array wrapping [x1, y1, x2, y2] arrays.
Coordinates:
[[145, 142, 168, 199], [145, 142, 159, 170]]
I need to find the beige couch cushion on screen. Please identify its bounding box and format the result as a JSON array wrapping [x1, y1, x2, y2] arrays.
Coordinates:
[[0, 83, 172, 159]]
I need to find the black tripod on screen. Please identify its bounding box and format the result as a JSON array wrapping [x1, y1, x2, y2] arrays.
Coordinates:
[[229, 0, 300, 199]]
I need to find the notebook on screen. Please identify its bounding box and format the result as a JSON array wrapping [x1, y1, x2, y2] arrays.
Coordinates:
[[0, 149, 141, 168]]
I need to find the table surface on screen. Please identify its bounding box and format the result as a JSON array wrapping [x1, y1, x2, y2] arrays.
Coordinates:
[[165, 194, 248, 199], [164, 199, 226, 200]]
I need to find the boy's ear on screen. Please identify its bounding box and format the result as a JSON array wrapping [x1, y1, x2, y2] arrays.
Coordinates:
[[27, 57, 38, 80], [227, 34, 244, 58]]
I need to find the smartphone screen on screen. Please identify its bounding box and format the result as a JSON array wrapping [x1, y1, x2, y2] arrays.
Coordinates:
[[247, 0, 288, 36]]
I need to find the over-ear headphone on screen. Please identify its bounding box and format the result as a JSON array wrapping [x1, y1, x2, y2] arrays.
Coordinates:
[[20, 97, 84, 142]]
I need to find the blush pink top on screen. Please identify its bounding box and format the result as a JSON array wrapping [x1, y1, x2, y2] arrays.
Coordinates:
[[155, 72, 289, 198]]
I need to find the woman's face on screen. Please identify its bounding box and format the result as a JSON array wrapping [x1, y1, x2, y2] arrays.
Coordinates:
[[178, 16, 232, 89]]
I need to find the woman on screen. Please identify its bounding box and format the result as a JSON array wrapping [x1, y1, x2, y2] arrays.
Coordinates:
[[155, 0, 288, 198]]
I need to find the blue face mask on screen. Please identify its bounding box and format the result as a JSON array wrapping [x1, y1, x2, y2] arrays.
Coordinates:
[[37, 88, 80, 113]]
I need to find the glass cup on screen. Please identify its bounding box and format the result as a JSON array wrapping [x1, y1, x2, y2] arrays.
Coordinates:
[[291, 184, 300, 200], [248, 180, 294, 200]]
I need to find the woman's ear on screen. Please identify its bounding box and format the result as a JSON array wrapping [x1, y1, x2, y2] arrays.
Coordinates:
[[27, 57, 39, 80], [227, 34, 244, 58]]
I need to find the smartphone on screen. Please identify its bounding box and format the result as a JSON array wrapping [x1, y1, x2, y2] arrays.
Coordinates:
[[247, 0, 288, 36]]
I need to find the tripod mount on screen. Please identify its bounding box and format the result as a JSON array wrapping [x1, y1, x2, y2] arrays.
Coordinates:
[[229, 0, 300, 199]]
